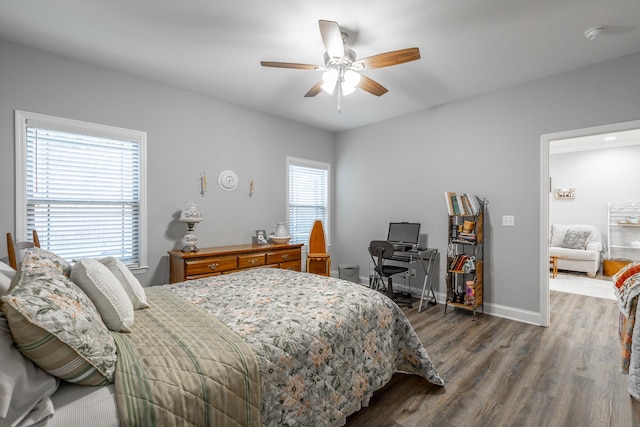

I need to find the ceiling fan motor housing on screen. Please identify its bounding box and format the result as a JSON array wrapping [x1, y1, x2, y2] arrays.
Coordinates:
[[324, 48, 357, 68]]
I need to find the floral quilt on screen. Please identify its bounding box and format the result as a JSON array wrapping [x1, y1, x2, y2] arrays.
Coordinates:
[[163, 267, 444, 426]]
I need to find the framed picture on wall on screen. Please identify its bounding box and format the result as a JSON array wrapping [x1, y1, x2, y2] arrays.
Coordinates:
[[554, 188, 576, 199]]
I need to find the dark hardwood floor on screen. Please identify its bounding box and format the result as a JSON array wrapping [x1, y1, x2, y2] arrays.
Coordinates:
[[346, 291, 640, 427]]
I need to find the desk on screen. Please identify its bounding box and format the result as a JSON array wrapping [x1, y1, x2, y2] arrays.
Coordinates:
[[390, 248, 439, 312]]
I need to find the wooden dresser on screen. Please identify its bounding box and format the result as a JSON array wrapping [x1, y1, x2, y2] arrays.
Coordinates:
[[168, 243, 303, 283]]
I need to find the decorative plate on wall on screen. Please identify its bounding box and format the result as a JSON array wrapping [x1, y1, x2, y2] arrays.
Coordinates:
[[218, 170, 238, 191]]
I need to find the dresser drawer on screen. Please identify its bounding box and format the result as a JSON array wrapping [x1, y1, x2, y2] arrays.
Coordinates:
[[280, 259, 302, 271], [267, 248, 301, 265], [238, 254, 266, 269], [185, 256, 238, 276]]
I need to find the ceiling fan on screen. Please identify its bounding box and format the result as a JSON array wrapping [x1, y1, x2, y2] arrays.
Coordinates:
[[260, 20, 420, 109]]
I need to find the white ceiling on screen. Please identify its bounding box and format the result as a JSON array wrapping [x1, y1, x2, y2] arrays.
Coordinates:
[[1, 0, 640, 132], [551, 128, 640, 154]]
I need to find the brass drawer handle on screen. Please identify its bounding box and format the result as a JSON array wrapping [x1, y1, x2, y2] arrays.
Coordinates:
[[208, 263, 219, 270], [249, 258, 258, 265], [281, 254, 289, 259]]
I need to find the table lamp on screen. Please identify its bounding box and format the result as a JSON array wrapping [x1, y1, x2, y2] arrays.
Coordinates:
[[179, 203, 202, 252]]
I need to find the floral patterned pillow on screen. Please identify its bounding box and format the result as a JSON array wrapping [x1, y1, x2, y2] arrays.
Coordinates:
[[0, 252, 116, 385], [561, 229, 592, 250], [30, 247, 71, 276]]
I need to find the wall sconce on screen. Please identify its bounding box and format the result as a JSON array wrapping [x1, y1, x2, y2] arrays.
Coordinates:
[[199, 172, 207, 196]]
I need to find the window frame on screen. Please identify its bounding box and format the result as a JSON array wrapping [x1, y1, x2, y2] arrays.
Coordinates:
[[286, 156, 331, 247], [14, 110, 148, 272]]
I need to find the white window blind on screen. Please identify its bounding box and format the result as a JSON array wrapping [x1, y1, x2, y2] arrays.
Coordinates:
[[287, 157, 330, 245], [16, 111, 146, 268]]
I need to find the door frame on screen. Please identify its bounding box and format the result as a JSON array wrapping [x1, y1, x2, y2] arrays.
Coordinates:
[[540, 119, 640, 327]]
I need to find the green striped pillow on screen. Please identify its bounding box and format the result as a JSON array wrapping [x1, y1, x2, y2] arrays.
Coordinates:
[[0, 253, 116, 385]]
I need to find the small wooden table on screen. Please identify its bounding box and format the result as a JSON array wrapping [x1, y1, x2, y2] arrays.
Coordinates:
[[549, 255, 563, 278]]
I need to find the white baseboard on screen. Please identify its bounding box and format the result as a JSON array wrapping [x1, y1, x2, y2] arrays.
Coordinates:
[[354, 277, 544, 327]]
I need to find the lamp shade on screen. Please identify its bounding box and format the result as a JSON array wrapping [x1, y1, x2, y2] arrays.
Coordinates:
[[179, 203, 202, 223]]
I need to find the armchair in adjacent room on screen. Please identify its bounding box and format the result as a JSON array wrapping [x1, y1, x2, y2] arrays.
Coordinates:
[[549, 224, 603, 277]]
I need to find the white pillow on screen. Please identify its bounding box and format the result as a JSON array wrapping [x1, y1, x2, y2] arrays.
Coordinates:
[[70, 259, 134, 332], [0, 313, 58, 426], [550, 224, 570, 247], [99, 257, 150, 309], [0, 261, 16, 293]]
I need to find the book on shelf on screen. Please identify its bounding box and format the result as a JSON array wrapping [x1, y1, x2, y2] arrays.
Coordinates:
[[451, 194, 460, 215], [444, 191, 482, 216], [444, 192, 455, 215], [457, 233, 477, 242], [449, 254, 469, 271]]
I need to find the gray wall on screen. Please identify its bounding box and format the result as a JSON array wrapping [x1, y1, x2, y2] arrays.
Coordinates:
[[0, 40, 336, 286], [549, 145, 640, 247], [3, 37, 640, 324], [333, 53, 640, 323]]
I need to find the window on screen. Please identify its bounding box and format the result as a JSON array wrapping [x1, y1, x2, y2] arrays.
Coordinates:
[[15, 111, 147, 270], [287, 157, 330, 246]]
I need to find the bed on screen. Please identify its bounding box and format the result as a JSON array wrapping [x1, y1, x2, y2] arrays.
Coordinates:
[[1, 249, 443, 426]]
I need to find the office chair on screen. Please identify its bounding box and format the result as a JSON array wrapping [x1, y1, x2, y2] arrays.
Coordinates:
[[307, 220, 331, 276], [368, 240, 412, 308], [7, 230, 41, 269]]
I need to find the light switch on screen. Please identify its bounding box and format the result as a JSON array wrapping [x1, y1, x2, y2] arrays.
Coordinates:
[[502, 215, 515, 226]]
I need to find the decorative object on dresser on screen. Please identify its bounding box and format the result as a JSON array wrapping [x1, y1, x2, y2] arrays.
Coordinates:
[[168, 243, 303, 283], [179, 203, 202, 252], [444, 192, 486, 320], [269, 221, 291, 244], [255, 230, 268, 245]]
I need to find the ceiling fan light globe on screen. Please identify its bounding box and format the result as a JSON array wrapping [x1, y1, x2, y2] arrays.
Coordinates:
[[344, 69, 361, 86], [321, 69, 338, 94], [341, 83, 357, 96]]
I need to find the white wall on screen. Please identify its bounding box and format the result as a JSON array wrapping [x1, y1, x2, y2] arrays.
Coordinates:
[[0, 39, 336, 285], [333, 53, 640, 323], [549, 144, 640, 246]]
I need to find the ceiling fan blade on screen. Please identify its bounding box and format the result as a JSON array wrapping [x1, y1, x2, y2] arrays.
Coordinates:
[[260, 61, 319, 70], [358, 75, 388, 96], [356, 47, 421, 70], [304, 81, 324, 97], [319, 20, 344, 59]]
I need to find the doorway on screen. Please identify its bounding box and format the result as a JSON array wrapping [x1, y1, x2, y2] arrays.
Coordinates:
[[540, 120, 640, 326]]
